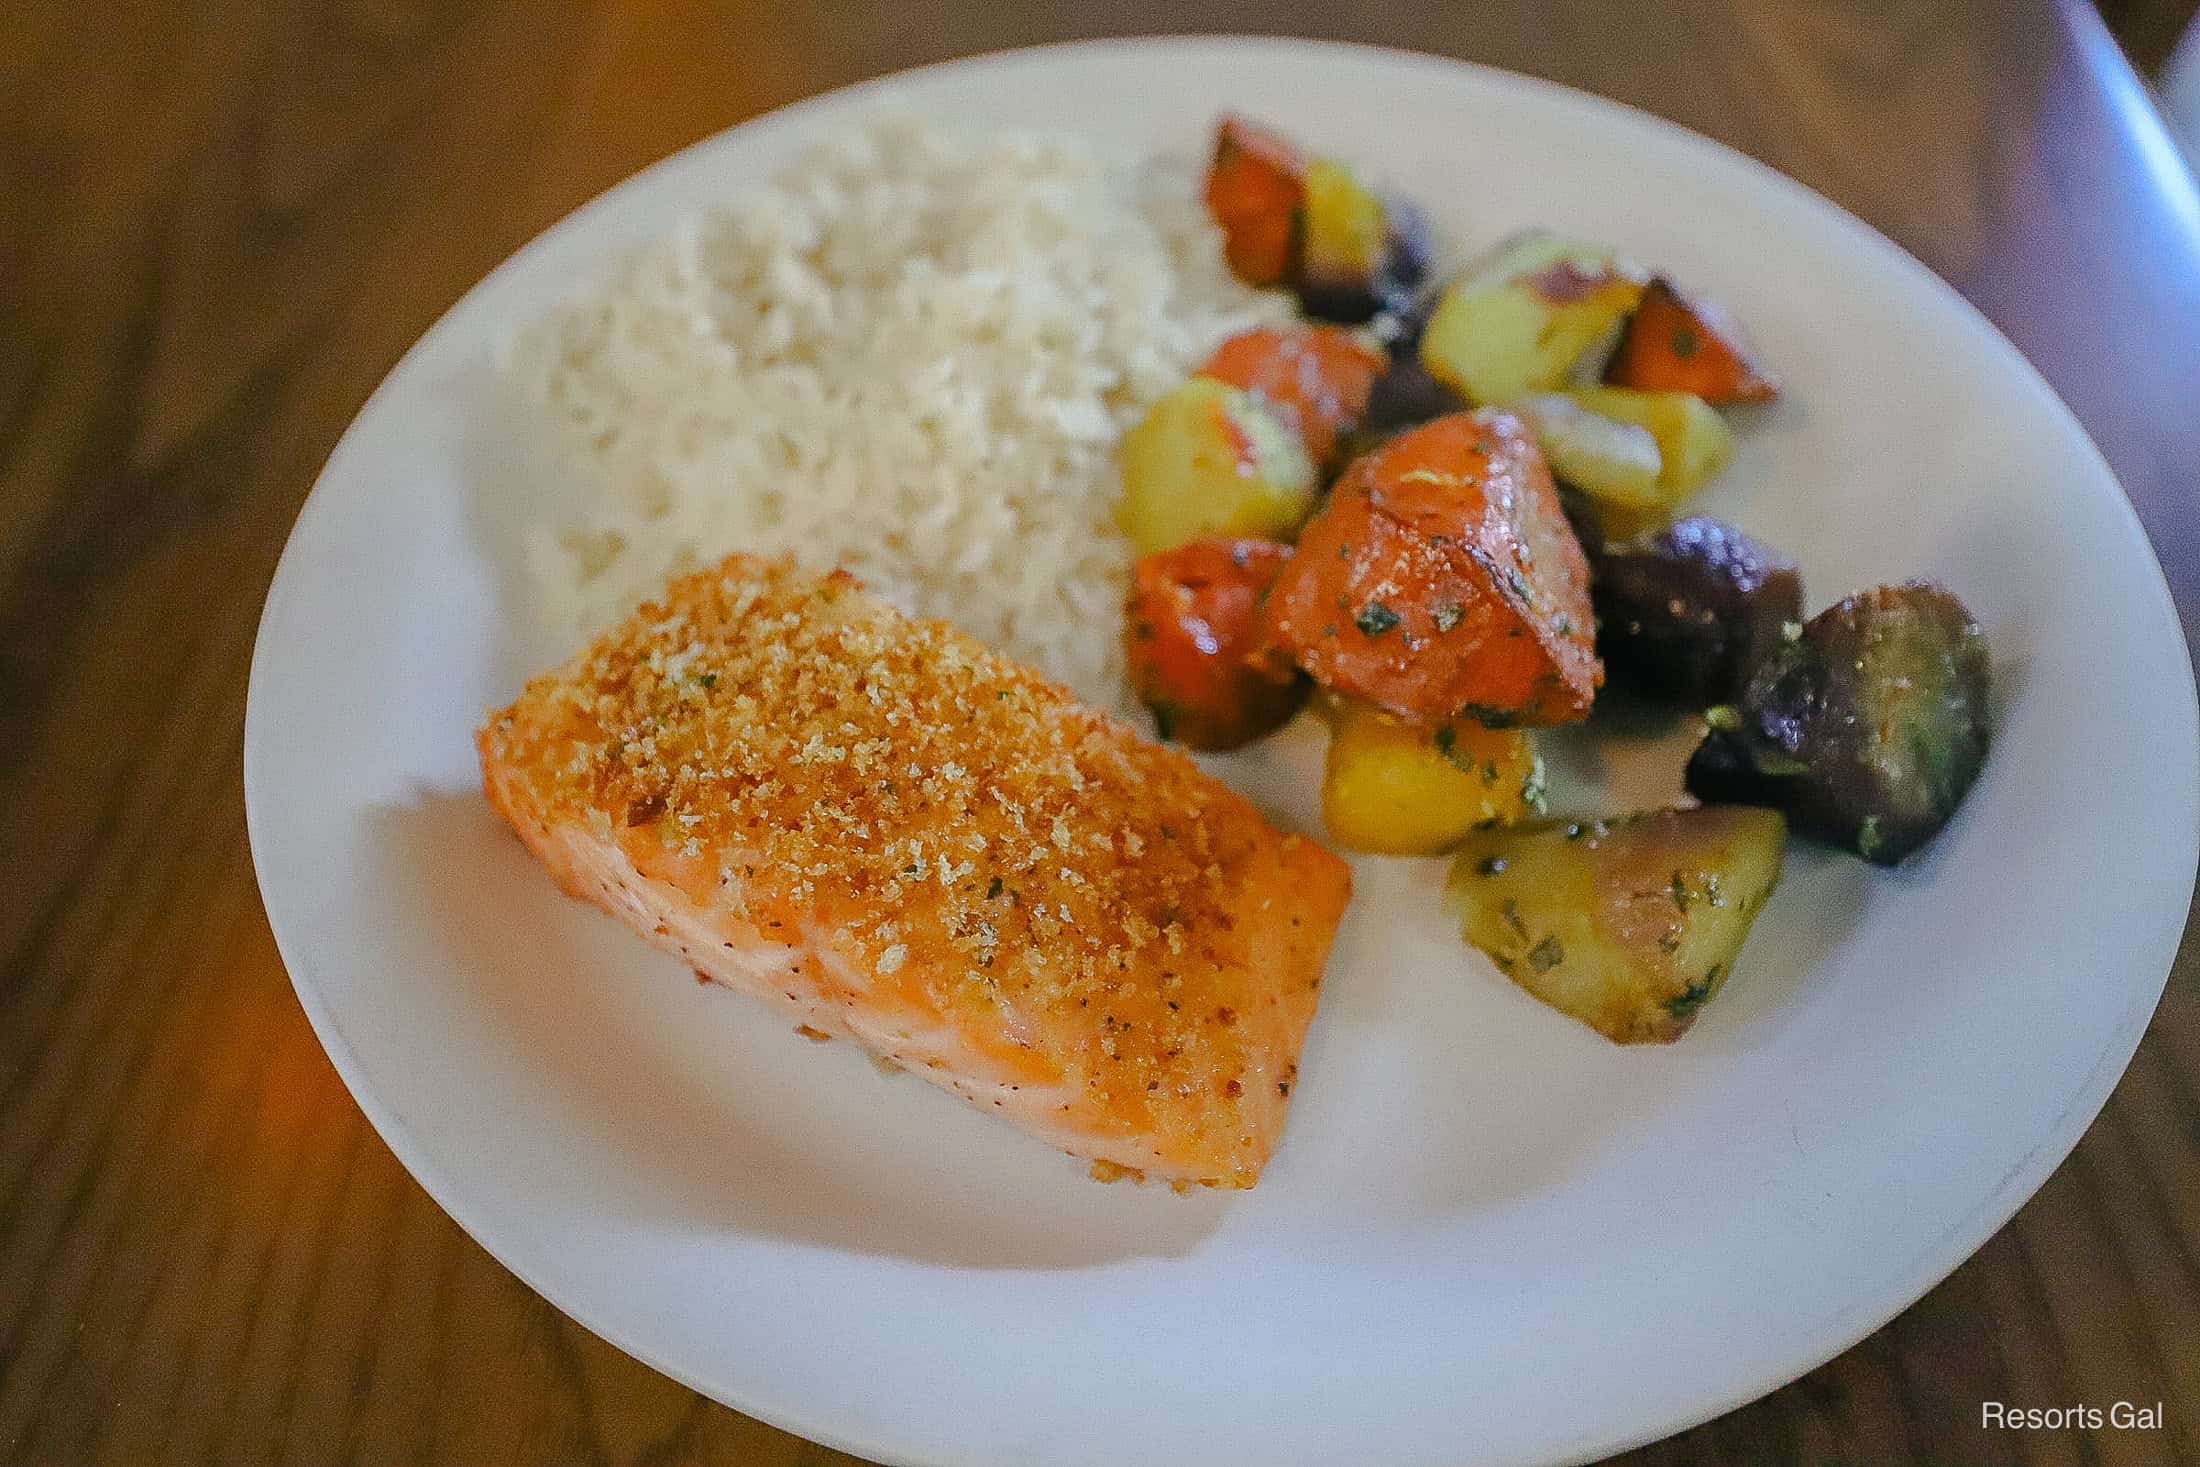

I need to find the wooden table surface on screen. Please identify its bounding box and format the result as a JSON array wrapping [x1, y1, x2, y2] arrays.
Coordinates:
[[7, 2, 2200, 1463]]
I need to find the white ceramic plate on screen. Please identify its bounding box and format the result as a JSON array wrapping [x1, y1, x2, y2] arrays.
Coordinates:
[[245, 38, 2198, 1467]]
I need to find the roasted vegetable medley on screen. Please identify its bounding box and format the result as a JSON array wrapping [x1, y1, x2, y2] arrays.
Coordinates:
[[1112, 115, 1995, 1043]]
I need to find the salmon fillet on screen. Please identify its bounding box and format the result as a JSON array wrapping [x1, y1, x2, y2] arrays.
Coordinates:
[[478, 554, 1351, 1187]]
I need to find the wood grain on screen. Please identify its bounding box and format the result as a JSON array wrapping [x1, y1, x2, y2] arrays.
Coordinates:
[[4, 2, 2197, 1463]]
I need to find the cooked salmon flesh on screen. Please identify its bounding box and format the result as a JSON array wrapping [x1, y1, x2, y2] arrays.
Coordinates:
[[478, 554, 1350, 1187]]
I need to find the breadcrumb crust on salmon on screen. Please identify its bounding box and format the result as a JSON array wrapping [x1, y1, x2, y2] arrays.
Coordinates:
[[479, 554, 1350, 1186]]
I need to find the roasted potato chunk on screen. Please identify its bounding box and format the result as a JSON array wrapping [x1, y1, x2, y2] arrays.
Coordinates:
[[1595, 517, 1802, 705], [1203, 115, 1306, 286], [1506, 392, 1664, 510], [1116, 379, 1317, 554], [1295, 164, 1432, 324], [1299, 160, 1387, 314], [1199, 325, 1387, 470], [1686, 582, 1991, 864], [1561, 386, 1734, 504], [1419, 233, 1645, 406], [1446, 807, 1786, 1043], [1261, 411, 1602, 727], [1321, 700, 1546, 854], [1605, 277, 1778, 404], [1125, 539, 1305, 750]]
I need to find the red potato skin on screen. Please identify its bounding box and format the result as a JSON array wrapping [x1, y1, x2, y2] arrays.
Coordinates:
[[1203, 116, 1307, 286], [1200, 326, 1387, 469], [1261, 412, 1601, 727], [1605, 277, 1778, 403], [1125, 539, 1307, 750]]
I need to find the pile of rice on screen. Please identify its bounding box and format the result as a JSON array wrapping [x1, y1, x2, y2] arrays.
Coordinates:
[[508, 112, 1292, 708]]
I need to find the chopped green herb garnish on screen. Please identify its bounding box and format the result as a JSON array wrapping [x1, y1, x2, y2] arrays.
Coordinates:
[[1527, 935, 1565, 973], [1671, 325, 1699, 358], [1670, 870, 1693, 912], [1665, 980, 1712, 1019], [1500, 898, 1528, 940], [1458, 702, 1522, 730], [697, 672, 717, 689], [1433, 602, 1464, 633], [1150, 702, 1177, 741], [1433, 725, 1480, 779], [986, 876, 1004, 900], [1354, 602, 1401, 637], [1476, 855, 1508, 877], [1519, 755, 1549, 813], [1664, 964, 1727, 1021], [1856, 814, 1887, 860]]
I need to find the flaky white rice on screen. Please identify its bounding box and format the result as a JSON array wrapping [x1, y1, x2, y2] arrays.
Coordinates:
[[508, 112, 1292, 708]]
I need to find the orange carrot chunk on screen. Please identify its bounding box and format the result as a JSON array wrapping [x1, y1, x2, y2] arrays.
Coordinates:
[[1203, 115, 1307, 286], [1604, 277, 1778, 404], [1126, 539, 1305, 750], [1261, 411, 1601, 727], [1199, 325, 1387, 469]]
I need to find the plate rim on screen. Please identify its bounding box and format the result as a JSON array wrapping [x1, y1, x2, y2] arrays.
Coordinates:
[[244, 33, 2200, 1467]]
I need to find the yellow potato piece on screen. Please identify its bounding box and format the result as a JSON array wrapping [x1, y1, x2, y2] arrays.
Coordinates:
[[1506, 392, 1664, 509], [1302, 159, 1387, 281], [1115, 379, 1317, 555], [1445, 807, 1786, 1044], [1562, 386, 1734, 501], [1321, 701, 1546, 855], [1419, 234, 1645, 406]]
